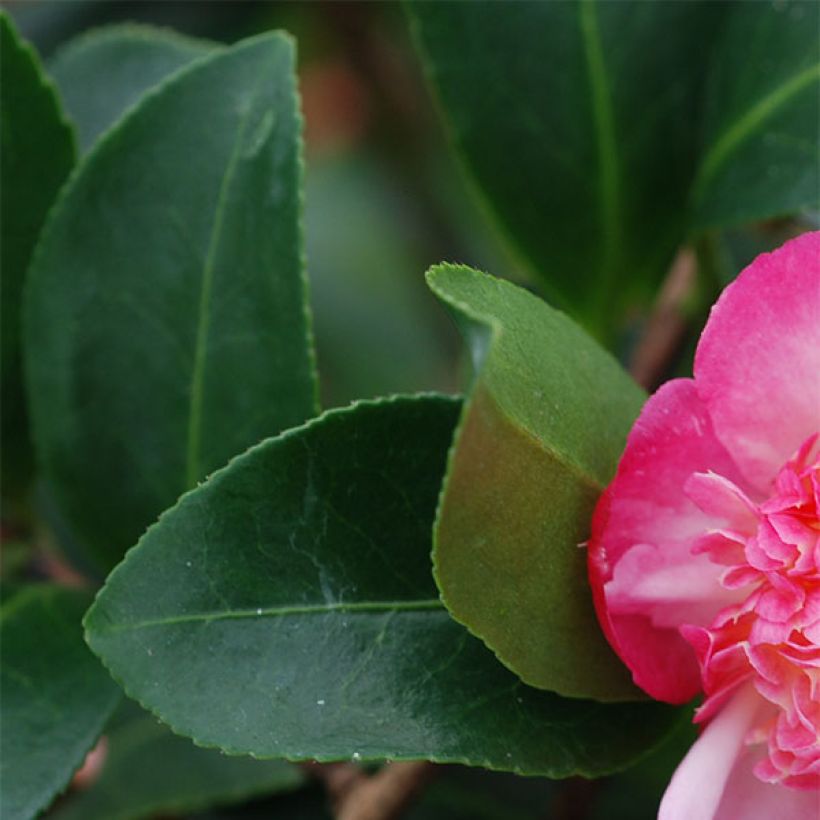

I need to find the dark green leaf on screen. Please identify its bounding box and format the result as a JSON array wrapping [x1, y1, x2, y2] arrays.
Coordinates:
[[86, 396, 678, 776], [191, 787, 331, 820], [427, 264, 645, 701], [1, 585, 120, 820], [409, 1, 820, 334], [51, 701, 304, 820], [0, 12, 74, 498], [406, 767, 558, 820], [25, 32, 318, 572], [589, 709, 696, 820], [409, 0, 720, 331], [690, 1, 820, 228], [48, 23, 215, 152]]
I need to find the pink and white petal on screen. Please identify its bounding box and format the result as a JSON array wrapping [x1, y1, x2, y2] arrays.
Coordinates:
[[715, 746, 820, 820], [684, 472, 757, 529], [606, 542, 736, 628], [659, 685, 764, 820], [694, 231, 820, 493], [589, 379, 746, 701]]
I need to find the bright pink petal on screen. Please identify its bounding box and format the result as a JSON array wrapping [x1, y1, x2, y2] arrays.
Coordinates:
[[659, 685, 763, 820], [694, 231, 820, 493], [589, 379, 748, 702]]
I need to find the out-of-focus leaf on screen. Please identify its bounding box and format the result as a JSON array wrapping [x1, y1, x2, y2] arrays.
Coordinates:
[[690, 2, 820, 228], [589, 709, 697, 820], [85, 396, 679, 776], [0, 585, 120, 820], [409, 1, 720, 331], [306, 155, 453, 406], [427, 264, 645, 701], [409, 1, 819, 335], [51, 701, 304, 820], [48, 23, 215, 152], [406, 767, 558, 820], [0, 12, 74, 499], [25, 32, 318, 572]]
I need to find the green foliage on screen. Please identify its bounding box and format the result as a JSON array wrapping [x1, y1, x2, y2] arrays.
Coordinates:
[[0, 586, 121, 820], [25, 32, 318, 572], [6, 3, 813, 815], [0, 13, 75, 499], [52, 701, 304, 820], [690, 2, 820, 228], [409, 1, 819, 335], [86, 396, 678, 776], [48, 23, 215, 152], [427, 264, 644, 700]]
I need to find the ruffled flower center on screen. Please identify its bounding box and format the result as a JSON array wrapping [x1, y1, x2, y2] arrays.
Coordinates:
[[681, 434, 820, 790]]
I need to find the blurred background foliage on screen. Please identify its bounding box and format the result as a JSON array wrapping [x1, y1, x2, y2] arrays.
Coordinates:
[[3, 1, 816, 819], [11, 0, 514, 412]]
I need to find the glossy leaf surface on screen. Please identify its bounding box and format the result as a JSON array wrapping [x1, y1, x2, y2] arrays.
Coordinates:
[[427, 264, 645, 701], [86, 396, 678, 775], [1, 586, 120, 820], [52, 702, 304, 820], [0, 13, 74, 496], [409, 0, 718, 327], [49, 23, 215, 152], [410, 1, 819, 330], [25, 32, 318, 571], [690, 1, 820, 228]]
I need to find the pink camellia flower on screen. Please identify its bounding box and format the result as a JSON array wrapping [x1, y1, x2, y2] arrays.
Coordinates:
[[589, 231, 820, 819]]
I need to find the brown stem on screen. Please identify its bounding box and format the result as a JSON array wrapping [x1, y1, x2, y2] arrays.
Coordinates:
[[337, 761, 435, 820], [302, 761, 435, 820], [628, 247, 697, 391]]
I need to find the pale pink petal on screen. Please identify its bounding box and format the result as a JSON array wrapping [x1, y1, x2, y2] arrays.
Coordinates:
[[659, 685, 763, 820], [684, 472, 757, 529], [715, 744, 820, 820], [694, 231, 820, 493], [589, 379, 748, 701], [606, 542, 737, 628]]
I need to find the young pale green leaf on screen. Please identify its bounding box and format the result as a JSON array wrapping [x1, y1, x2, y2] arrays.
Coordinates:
[[49, 23, 216, 152], [408, 1, 721, 329], [0, 13, 75, 498], [25, 32, 318, 572], [427, 264, 646, 702], [51, 701, 304, 820], [85, 396, 678, 776], [1, 585, 121, 820], [690, 1, 820, 228]]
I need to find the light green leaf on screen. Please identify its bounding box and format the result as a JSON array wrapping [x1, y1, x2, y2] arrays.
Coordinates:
[[1, 585, 120, 820], [427, 264, 645, 701], [85, 396, 678, 776], [51, 701, 304, 820], [25, 31, 318, 572], [48, 23, 216, 152], [690, 1, 820, 228], [0, 12, 75, 498]]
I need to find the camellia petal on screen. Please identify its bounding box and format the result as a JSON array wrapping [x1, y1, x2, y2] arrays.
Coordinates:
[[713, 740, 820, 820], [658, 685, 764, 820], [589, 232, 820, 817], [694, 231, 820, 493], [589, 378, 747, 702]]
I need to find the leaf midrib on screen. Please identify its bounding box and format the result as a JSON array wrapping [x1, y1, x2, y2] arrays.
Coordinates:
[[92, 598, 445, 634], [184, 83, 263, 490], [692, 60, 820, 202], [579, 0, 621, 315]]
